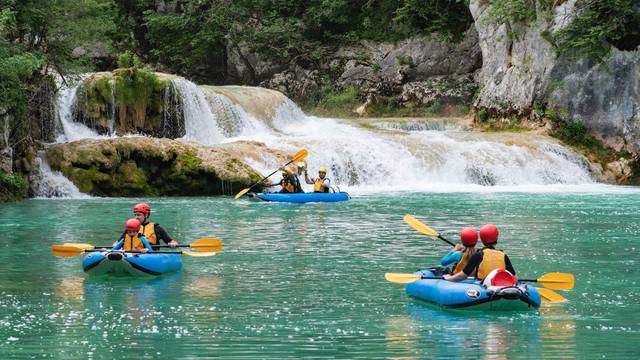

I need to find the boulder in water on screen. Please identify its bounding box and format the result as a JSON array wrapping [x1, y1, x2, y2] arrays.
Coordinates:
[[45, 137, 276, 196]]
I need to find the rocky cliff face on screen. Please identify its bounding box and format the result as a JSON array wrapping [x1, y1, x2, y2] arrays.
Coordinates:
[[45, 137, 282, 197], [547, 50, 640, 154], [469, 0, 640, 157], [250, 30, 482, 114]]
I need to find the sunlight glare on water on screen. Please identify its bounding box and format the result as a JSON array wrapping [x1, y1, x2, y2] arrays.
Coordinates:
[[0, 192, 639, 358]]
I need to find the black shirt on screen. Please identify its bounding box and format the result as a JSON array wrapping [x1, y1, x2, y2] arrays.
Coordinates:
[[462, 247, 515, 276]]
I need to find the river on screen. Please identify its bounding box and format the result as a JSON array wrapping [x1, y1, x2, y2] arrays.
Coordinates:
[[1, 192, 638, 358]]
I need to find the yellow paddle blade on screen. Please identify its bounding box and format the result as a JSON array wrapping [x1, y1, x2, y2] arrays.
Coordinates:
[[51, 244, 85, 257], [537, 288, 568, 303], [234, 188, 251, 200], [188, 237, 222, 252], [191, 237, 222, 248], [64, 243, 95, 250], [385, 272, 422, 284], [537, 272, 575, 290], [291, 149, 309, 162], [403, 214, 440, 237], [181, 251, 217, 257]]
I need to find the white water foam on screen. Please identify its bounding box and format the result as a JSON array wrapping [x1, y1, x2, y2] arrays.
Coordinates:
[[55, 76, 106, 143], [32, 152, 88, 199], [172, 79, 225, 145], [51, 74, 620, 195]]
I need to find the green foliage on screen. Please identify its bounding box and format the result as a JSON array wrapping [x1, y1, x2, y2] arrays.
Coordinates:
[[112, 68, 163, 107], [549, 0, 640, 62], [117, 51, 133, 68], [396, 54, 415, 67], [485, 0, 538, 25], [312, 84, 361, 117], [478, 108, 489, 123], [0, 171, 28, 201], [555, 120, 597, 148]]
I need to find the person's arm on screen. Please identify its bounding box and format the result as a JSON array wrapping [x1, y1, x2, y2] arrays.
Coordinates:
[[504, 254, 516, 275], [440, 250, 462, 266], [139, 235, 153, 252], [112, 239, 124, 250], [294, 177, 304, 193], [445, 252, 482, 281], [304, 172, 314, 184], [444, 271, 468, 282], [323, 179, 331, 191], [155, 224, 178, 247]]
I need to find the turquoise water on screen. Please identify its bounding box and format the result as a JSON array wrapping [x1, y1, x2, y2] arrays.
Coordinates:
[[1, 192, 639, 358]]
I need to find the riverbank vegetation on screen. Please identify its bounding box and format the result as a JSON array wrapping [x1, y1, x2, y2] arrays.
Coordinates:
[[2, 0, 640, 199]]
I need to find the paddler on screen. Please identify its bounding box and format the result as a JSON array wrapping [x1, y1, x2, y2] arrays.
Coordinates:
[[304, 166, 331, 193], [443, 224, 516, 282], [264, 168, 304, 193], [440, 227, 478, 273], [112, 219, 153, 252], [133, 203, 179, 248]]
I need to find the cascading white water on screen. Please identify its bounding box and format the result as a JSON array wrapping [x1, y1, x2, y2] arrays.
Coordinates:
[[51, 73, 599, 195], [32, 152, 88, 199], [55, 76, 105, 143], [171, 78, 225, 145], [225, 98, 595, 192]]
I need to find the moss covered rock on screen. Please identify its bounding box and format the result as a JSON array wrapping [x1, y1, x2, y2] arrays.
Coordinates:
[[74, 70, 185, 138], [45, 137, 282, 196]]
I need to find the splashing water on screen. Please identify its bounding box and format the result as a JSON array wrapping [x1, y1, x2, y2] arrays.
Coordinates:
[[51, 74, 600, 195], [31, 152, 88, 199]]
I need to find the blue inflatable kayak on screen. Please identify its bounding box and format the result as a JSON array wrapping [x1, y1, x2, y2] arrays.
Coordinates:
[[405, 269, 541, 311], [251, 192, 350, 203], [82, 251, 182, 277]]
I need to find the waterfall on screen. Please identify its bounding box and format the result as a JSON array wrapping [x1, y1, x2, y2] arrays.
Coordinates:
[[171, 78, 225, 145], [49, 72, 599, 194], [31, 152, 88, 199], [55, 76, 103, 143]]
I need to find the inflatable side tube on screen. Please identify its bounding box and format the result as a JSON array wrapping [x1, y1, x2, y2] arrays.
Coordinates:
[[254, 192, 350, 203]]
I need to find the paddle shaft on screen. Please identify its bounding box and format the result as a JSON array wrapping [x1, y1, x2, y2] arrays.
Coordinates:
[[419, 275, 540, 284], [84, 249, 186, 254], [439, 235, 456, 247], [245, 159, 298, 192]]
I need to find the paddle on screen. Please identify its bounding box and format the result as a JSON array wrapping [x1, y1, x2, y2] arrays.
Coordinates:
[[62, 237, 222, 252], [536, 287, 568, 303], [384, 272, 574, 290], [403, 214, 455, 246], [234, 148, 309, 199], [52, 245, 217, 257], [384, 273, 569, 303]]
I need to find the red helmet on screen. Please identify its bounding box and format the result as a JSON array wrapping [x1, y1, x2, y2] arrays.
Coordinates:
[[133, 203, 151, 216], [480, 224, 499, 245], [459, 227, 478, 247], [125, 218, 141, 231]]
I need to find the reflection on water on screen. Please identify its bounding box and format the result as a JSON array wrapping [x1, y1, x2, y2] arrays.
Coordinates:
[[0, 194, 639, 358], [385, 316, 419, 360], [392, 302, 578, 359], [539, 305, 576, 358], [53, 276, 85, 302]]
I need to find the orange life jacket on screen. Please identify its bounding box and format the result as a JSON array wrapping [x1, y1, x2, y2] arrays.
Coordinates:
[[476, 248, 506, 280], [138, 222, 157, 245], [122, 233, 148, 251]]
